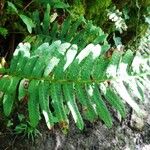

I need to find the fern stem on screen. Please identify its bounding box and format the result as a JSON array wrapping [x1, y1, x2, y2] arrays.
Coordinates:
[[0, 71, 149, 84]]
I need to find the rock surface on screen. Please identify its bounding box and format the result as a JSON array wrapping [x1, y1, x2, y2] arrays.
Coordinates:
[[0, 114, 150, 150]]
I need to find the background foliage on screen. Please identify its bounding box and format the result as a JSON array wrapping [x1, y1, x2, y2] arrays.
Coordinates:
[[0, 0, 150, 58]]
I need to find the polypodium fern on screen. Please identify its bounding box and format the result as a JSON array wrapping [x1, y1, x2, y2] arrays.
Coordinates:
[[24, 4, 109, 52], [0, 12, 149, 129], [0, 39, 149, 130]]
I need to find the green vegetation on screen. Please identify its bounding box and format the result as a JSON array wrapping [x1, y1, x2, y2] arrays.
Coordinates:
[[0, 0, 150, 139]]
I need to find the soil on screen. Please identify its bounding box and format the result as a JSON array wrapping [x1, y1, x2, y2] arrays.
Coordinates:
[[0, 116, 150, 150]]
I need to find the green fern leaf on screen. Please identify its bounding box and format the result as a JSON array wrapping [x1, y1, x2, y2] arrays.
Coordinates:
[[23, 56, 38, 76], [92, 56, 110, 80], [32, 10, 42, 34], [28, 80, 40, 128], [3, 77, 20, 116], [50, 83, 68, 123], [19, 14, 35, 34], [65, 16, 85, 42], [111, 81, 142, 115], [39, 81, 54, 129], [75, 84, 97, 121], [0, 76, 11, 92], [101, 85, 126, 118], [50, 22, 58, 41], [87, 84, 113, 128], [60, 17, 71, 40], [63, 83, 84, 130], [42, 4, 51, 34], [3, 94, 15, 116]]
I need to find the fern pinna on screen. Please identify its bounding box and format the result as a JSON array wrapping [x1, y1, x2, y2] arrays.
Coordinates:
[[0, 16, 150, 130]]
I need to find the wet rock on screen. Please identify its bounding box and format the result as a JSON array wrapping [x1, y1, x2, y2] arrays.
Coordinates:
[[130, 111, 145, 131], [142, 144, 150, 150]]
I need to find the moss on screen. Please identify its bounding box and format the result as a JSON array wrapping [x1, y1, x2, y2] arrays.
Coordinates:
[[68, 0, 112, 25], [86, 0, 112, 19], [69, 2, 85, 20]]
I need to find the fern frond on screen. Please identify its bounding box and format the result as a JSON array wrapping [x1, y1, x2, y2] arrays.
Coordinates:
[[25, 11, 109, 53], [0, 13, 150, 129], [0, 38, 149, 130]]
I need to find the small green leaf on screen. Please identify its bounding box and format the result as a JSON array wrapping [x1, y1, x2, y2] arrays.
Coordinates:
[[54, 2, 69, 9], [20, 15, 35, 33], [7, 1, 18, 13]]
